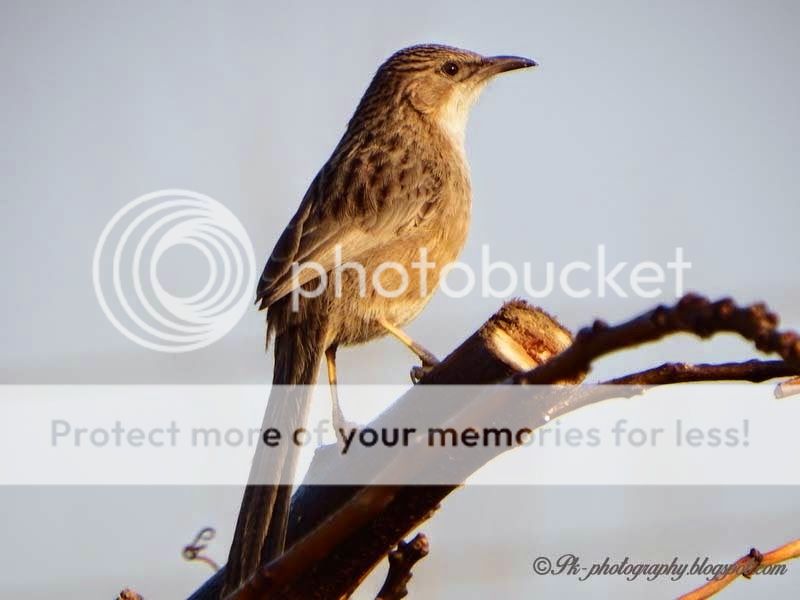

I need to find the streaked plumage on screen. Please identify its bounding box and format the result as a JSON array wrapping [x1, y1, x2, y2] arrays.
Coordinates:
[[223, 44, 536, 594]]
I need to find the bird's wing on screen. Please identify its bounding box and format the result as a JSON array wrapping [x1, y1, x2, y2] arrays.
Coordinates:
[[256, 154, 442, 310]]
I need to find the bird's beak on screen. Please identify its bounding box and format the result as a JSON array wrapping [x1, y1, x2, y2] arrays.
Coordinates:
[[479, 55, 538, 79]]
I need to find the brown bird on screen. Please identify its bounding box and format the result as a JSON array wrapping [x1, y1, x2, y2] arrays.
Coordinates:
[[223, 44, 536, 593]]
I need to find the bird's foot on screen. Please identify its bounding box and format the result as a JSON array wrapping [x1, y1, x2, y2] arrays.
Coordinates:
[[410, 353, 440, 384], [379, 319, 440, 382]]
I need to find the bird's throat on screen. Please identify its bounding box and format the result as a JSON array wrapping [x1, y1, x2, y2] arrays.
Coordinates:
[[435, 83, 486, 163]]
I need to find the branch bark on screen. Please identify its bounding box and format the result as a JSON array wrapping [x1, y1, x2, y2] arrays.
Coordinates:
[[514, 294, 800, 386], [608, 359, 798, 386], [191, 301, 574, 599], [189, 294, 800, 599], [678, 539, 800, 600], [375, 534, 429, 600]]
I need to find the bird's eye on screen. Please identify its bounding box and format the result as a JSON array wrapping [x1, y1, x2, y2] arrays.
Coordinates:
[[441, 61, 460, 77]]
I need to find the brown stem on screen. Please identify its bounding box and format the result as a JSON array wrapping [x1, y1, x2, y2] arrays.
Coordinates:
[[376, 534, 430, 600], [607, 359, 798, 386], [678, 539, 800, 600], [183, 527, 220, 572]]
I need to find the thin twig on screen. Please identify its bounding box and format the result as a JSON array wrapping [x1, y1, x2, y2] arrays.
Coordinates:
[[183, 527, 220, 572], [608, 359, 799, 385], [678, 539, 800, 600], [537, 359, 800, 415], [376, 534, 430, 600]]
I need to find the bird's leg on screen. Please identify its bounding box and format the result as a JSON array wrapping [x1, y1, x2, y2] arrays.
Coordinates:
[[378, 318, 440, 383], [325, 345, 353, 446]]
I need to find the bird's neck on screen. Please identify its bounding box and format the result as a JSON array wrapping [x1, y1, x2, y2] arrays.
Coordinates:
[[339, 99, 473, 185], [431, 83, 487, 167], [435, 96, 470, 154]]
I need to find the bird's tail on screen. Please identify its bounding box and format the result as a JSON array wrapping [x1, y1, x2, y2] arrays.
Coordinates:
[[222, 319, 325, 594]]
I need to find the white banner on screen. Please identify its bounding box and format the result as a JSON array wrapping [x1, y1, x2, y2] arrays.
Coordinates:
[[0, 384, 794, 485]]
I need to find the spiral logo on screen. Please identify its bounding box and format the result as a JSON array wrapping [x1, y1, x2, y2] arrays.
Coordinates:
[[92, 189, 256, 352]]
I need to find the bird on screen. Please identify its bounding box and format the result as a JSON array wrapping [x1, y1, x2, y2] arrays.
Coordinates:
[[222, 43, 537, 594]]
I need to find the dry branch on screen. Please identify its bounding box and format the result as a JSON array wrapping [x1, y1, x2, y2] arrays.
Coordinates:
[[183, 527, 220, 572], [189, 294, 800, 600], [608, 359, 798, 386], [193, 301, 572, 599], [375, 534, 429, 600], [775, 375, 800, 399], [514, 294, 800, 386], [678, 539, 800, 600]]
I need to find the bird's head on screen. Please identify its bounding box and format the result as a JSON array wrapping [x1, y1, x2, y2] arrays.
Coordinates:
[[361, 44, 537, 147]]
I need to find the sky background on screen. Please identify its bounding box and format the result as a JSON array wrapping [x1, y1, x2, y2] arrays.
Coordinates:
[[1, 0, 798, 597]]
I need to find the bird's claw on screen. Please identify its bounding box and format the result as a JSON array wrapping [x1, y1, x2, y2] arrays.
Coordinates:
[[410, 358, 438, 384]]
